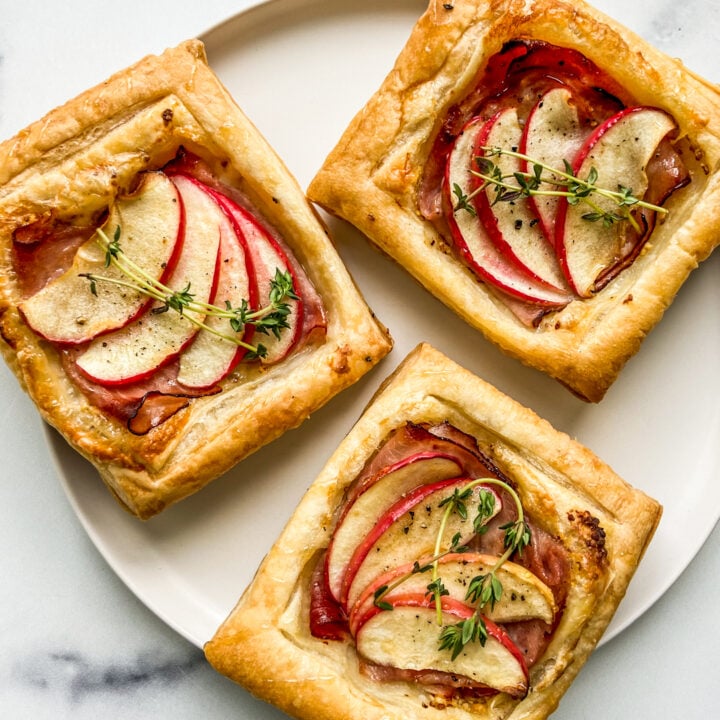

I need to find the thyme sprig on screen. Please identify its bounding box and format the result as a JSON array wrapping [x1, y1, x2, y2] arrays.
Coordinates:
[[370, 475, 531, 662], [80, 226, 298, 359], [437, 477, 530, 660], [453, 146, 668, 234]]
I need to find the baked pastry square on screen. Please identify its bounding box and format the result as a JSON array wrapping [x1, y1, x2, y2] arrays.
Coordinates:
[[0, 41, 391, 518], [308, 0, 720, 402], [205, 343, 661, 720]]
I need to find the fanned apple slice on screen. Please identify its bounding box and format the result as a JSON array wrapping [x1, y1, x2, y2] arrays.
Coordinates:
[[520, 87, 585, 242], [18, 172, 183, 344], [355, 595, 528, 698], [213, 192, 303, 365], [555, 106, 678, 296], [348, 552, 556, 636], [445, 119, 571, 307], [76, 174, 223, 385], [326, 453, 464, 603], [177, 182, 255, 389], [343, 479, 501, 610], [474, 108, 568, 291]]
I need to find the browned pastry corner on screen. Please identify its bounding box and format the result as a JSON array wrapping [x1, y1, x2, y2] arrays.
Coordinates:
[[308, 0, 720, 402], [205, 342, 661, 720], [0, 40, 392, 518]]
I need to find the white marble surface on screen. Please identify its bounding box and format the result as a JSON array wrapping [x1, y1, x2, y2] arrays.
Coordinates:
[[1, 1, 719, 718]]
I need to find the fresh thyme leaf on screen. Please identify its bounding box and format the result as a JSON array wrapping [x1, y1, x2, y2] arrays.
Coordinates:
[[466, 573, 504, 609], [439, 616, 488, 661], [427, 577, 449, 599], [452, 182, 477, 216], [104, 227, 122, 268], [412, 560, 433, 574], [616, 184, 640, 207], [373, 585, 394, 611], [165, 282, 195, 315], [465, 573, 488, 605], [500, 518, 532, 556], [449, 531, 465, 551], [438, 486, 473, 519], [581, 211, 625, 227], [475, 156, 495, 175], [473, 488, 496, 535], [244, 342, 268, 361]]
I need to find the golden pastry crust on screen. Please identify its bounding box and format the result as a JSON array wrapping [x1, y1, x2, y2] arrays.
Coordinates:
[[205, 343, 661, 720], [0, 40, 392, 519], [307, 0, 720, 402]]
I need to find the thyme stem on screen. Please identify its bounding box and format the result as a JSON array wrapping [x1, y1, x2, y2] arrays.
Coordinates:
[[459, 146, 667, 234], [82, 226, 297, 358]]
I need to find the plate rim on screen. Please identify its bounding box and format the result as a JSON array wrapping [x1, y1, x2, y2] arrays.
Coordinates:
[[47, 0, 720, 652]]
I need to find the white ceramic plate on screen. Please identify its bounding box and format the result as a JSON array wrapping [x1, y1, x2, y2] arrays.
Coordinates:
[[51, 0, 720, 650]]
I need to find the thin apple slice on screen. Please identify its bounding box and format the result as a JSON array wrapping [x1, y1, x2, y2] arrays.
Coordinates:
[[76, 174, 223, 385], [555, 106, 678, 296], [212, 192, 303, 365], [177, 183, 256, 389], [520, 87, 585, 242], [355, 595, 528, 697], [474, 107, 567, 291], [343, 479, 501, 610], [445, 118, 571, 306], [348, 552, 556, 636], [19, 172, 183, 344], [326, 453, 464, 603]]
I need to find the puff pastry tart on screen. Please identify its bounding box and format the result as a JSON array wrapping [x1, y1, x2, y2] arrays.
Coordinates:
[[0, 41, 392, 518], [205, 343, 661, 720], [308, 0, 720, 402]]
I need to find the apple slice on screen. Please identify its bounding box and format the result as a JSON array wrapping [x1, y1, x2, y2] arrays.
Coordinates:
[[474, 107, 568, 291], [355, 594, 528, 697], [212, 192, 303, 365], [343, 479, 501, 610], [76, 174, 223, 385], [445, 118, 571, 306], [19, 172, 183, 344], [177, 183, 256, 389], [555, 106, 678, 296], [348, 552, 556, 636], [326, 453, 464, 603], [520, 87, 585, 242]]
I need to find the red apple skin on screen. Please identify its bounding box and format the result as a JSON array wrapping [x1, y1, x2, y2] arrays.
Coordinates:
[[519, 87, 585, 245], [444, 118, 571, 307], [338, 477, 500, 610], [75, 174, 224, 385], [175, 178, 256, 389], [210, 190, 304, 364], [353, 592, 529, 694], [554, 106, 677, 296], [178, 183, 257, 390], [325, 452, 463, 604], [19, 172, 186, 345], [471, 108, 567, 292], [348, 450, 462, 505], [339, 477, 462, 608]]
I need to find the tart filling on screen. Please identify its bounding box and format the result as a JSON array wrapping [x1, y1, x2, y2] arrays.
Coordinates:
[[13, 150, 327, 435], [420, 40, 689, 323], [310, 422, 574, 701]]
